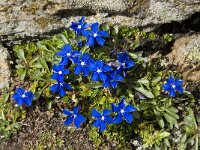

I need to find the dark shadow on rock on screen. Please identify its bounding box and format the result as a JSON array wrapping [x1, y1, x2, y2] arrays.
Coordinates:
[[155, 12, 200, 34], [53, 8, 96, 18]]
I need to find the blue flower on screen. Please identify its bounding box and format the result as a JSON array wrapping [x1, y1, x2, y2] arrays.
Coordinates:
[[82, 22, 109, 46], [12, 88, 34, 106], [162, 75, 184, 97], [50, 81, 72, 97], [89, 60, 112, 82], [57, 44, 81, 65], [117, 53, 135, 77], [112, 98, 137, 124], [92, 108, 113, 132], [64, 107, 86, 128], [70, 16, 90, 36], [51, 64, 69, 82], [103, 70, 124, 89], [74, 53, 94, 77]]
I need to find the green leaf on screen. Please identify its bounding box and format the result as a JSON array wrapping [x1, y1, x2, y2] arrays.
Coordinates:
[[19, 69, 27, 80], [139, 103, 152, 110], [184, 91, 194, 99], [163, 113, 177, 125], [85, 83, 102, 89], [152, 76, 161, 83], [137, 79, 149, 84], [16, 49, 27, 62], [133, 84, 154, 98], [38, 57, 50, 73], [154, 109, 165, 128], [59, 34, 69, 44], [164, 138, 171, 147], [37, 41, 49, 51]]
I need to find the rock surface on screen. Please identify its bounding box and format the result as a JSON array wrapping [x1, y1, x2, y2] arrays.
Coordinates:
[[0, 0, 200, 42], [0, 44, 10, 89], [168, 34, 200, 82]]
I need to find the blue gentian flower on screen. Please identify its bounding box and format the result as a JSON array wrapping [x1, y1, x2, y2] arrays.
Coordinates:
[[77, 39, 82, 47], [51, 64, 69, 82], [82, 22, 109, 46], [50, 81, 72, 97], [103, 70, 124, 89], [92, 108, 113, 132], [64, 107, 86, 128], [12, 88, 34, 106], [70, 16, 90, 36], [117, 53, 135, 77], [162, 75, 184, 97], [57, 44, 81, 65], [112, 98, 137, 124], [89, 60, 112, 82], [74, 53, 94, 77]]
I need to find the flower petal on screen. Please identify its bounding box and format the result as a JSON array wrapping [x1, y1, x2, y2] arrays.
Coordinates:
[[82, 30, 92, 37], [73, 107, 79, 114], [118, 98, 125, 108], [125, 105, 137, 112], [50, 84, 59, 93], [82, 67, 90, 77], [111, 81, 118, 89], [175, 79, 184, 86], [74, 65, 82, 75], [82, 53, 90, 61], [93, 120, 101, 128], [115, 75, 123, 81], [91, 72, 99, 81], [64, 117, 73, 125], [127, 60, 135, 68], [102, 65, 112, 72], [16, 88, 25, 94], [114, 113, 122, 124], [103, 109, 112, 116], [63, 109, 72, 116], [105, 116, 113, 124], [96, 37, 105, 46], [162, 83, 170, 91], [100, 121, 106, 132], [169, 88, 176, 97], [91, 109, 101, 118], [24, 97, 32, 106], [123, 112, 133, 124], [59, 87, 66, 97], [74, 118, 81, 128], [91, 23, 99, 32], [176, 86, 184, 94], [77, 114, 86, 123], [99, 73, 107, 82], [112, 104, 120, 112], [16, 97, 24, 106], [98, 30, 109, 37], [86, 36, 95, 46]]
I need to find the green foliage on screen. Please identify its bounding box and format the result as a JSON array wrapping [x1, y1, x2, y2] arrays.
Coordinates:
[[178, 108, 200, 150], [2, 22, 197, 150], [0, 92, 25, 141]]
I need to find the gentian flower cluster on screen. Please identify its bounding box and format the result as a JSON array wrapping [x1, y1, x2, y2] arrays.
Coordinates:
[[91, 98, 137, 132], [63, 98, 137, 131], [49, 17, 135, 97], [64, 107, 86, 128], [12, 88, 34, 106], [162, 74, 184, 97]]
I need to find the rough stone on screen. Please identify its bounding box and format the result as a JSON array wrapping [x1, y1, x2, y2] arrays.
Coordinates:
[[168, 34, 200, 82], [0, 0, 200, 42], [0, 44, 10, 89]]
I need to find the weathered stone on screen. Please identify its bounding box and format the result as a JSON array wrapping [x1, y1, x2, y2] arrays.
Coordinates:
[[0, 44, 10, 89], [0, 0, 200, 43], [168, 34, 200, 82]]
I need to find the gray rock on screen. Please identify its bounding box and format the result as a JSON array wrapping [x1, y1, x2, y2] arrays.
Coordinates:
[[167, 34, 200, 82], [0, 44, 10, 89], [0, 0, 200, 43]]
